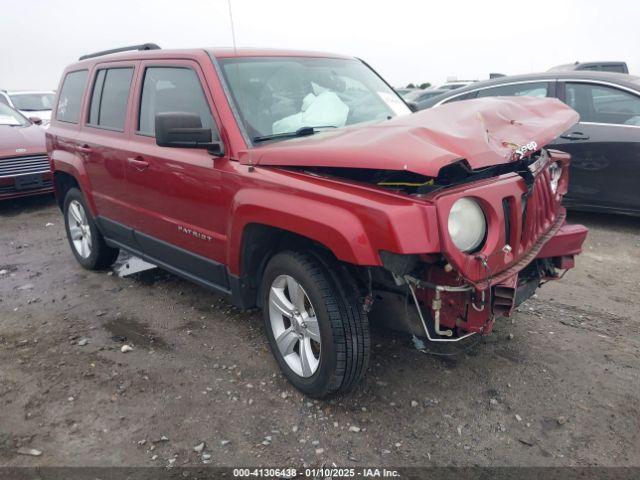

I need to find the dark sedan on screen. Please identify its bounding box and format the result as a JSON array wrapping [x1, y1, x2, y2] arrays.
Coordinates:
[[417, 71, 640, 216], [403, 88, 451, 104]]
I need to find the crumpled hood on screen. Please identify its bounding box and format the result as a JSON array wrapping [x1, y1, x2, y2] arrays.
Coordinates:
[[239, 96, 579, 177], [0, 124, 46, 159]]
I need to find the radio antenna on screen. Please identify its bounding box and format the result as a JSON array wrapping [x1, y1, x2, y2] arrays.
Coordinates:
[[227, 0, 237, 54]]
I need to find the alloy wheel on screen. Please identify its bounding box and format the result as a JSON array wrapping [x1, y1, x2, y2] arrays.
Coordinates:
[[67, 199, 92, 259], [268, 274, 321, 378]]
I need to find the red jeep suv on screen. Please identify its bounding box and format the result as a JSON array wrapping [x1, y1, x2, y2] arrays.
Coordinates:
[[47, 44, 588, 398]]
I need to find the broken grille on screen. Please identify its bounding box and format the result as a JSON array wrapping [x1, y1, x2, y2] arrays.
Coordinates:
[[518, 167, 557, 253]]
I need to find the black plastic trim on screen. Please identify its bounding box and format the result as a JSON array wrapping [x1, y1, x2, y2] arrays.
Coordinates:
[[134, 230, 229, 288], [96, 216, 137, 248], [96, 216, 235, 298], [79, 43, 160, 61]]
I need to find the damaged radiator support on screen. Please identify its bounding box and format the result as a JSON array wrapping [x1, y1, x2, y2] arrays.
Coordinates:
[[402, 275, 480, 343]]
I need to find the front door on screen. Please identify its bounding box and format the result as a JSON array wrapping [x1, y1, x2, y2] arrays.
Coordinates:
[[552, 81, 640, 213], [123, 60, 229, 288]]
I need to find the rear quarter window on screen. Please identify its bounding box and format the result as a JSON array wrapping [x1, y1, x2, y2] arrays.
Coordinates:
[[56, 70, 89, 123]]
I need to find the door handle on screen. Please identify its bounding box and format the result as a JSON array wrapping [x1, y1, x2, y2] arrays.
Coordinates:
[[76, 144, 92, 153], [560, 132, 590, 141], [127, 156, 149, 171]]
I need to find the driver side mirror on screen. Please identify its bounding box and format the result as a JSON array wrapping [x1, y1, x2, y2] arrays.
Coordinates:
[[155, 112, 224, 156], [29, 116, 43, 125]]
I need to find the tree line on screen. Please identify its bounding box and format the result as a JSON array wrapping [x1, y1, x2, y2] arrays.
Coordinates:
[[405, 83, 431, 89]]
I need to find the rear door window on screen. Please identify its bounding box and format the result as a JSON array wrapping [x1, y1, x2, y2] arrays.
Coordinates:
[[88, 67, 134, 131], [56, 70, 89, 123], [476, 82, 550, 98], [565, 82, 640, 126], [138, 67, 215, 136]]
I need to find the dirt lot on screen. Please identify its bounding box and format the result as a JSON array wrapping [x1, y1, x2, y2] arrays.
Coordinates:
[[1, 194, 639, 468]]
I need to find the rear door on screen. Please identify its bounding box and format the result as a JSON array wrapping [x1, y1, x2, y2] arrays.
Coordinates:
[[552, 81, 640, 212], [122, 59, 229, 288], [79, 62, 137, 222]]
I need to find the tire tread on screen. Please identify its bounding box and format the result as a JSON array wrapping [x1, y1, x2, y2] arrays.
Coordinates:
[[279, 251, 370, 396]]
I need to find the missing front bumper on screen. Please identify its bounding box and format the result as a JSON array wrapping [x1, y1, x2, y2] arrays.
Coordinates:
[[400, 221, 587, 342]]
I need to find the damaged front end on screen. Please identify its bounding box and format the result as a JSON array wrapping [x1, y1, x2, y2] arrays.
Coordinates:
[[371, 148, 588, 342], [242, 96, 588, 342]]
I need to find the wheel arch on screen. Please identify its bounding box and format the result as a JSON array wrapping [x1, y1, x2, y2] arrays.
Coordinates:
[[228, 192, 379, 273], [230, 221, 371, 310], [50, 151, 97, 215], [53, 171, 80, 211]]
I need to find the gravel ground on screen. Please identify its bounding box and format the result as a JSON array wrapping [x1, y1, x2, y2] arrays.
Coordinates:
[[1, 194, 639, 467]]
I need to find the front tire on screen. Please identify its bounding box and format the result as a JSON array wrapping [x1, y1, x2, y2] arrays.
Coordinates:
[[262, 251, 370, 398], [63, 188, 119, 270]]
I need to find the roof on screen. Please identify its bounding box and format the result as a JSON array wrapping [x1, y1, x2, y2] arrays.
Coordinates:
[[207, 47, 353, 60], [548, 61, 627, 72], [460, 70, 639, 88], [417, 70, 640, 108], [69, 46, 353, 69]]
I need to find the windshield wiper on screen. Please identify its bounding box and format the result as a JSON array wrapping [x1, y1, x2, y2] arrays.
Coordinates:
[[253, 125, 337, 143]]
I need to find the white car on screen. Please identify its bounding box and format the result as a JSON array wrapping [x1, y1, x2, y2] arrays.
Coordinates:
[[0, 90, 55, 126]]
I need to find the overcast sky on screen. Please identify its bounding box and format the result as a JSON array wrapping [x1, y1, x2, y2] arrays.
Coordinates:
[[2, 0, 639, 91]]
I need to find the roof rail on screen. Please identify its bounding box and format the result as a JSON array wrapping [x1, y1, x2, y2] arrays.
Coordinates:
[[79, 43, 160, 61]]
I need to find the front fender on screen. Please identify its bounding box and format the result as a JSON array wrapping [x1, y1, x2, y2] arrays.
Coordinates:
[[227, 188, 378, 274]]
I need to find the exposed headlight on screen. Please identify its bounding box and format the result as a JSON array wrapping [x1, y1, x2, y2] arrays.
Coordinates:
[[447, 197, 487, 252], [548, 161, 562, 194]]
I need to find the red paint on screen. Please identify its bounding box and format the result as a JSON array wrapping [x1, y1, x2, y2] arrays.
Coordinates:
[[47, 48, 587, 336], [0, 123, 45, 158], [536, 224, 588, 259], [241, 96, 579, 177], [0, 122, 52, 200]]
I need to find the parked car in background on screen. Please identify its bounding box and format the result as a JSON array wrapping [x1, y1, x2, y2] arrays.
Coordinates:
[[433, 80, 477, 91], [0, 90, 56, 125], [403, 88, 450, 105], [395, 88, 418, 98], [548, 61, 629, 74], [417, 71, 640, 216], [0, 104, 52, 200], [48, 44, 586, 397]]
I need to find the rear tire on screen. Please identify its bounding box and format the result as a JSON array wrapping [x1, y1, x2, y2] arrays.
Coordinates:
[[262, 251, 370, 398], [63, 188, 119, 270]]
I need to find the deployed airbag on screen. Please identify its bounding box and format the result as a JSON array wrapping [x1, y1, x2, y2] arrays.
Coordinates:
[[272, 92, 349, 134]]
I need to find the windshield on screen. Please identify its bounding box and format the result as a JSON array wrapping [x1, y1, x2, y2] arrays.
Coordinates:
[[9, 93, 55, 111], [0, 103, 29, 127], [219, 57, 411, 143]]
